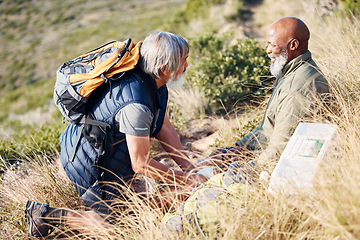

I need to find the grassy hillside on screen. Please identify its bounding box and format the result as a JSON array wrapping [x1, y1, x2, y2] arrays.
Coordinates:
[[2, 0, 360, 239], [0, 0, 253, 160], [0, 0, 185, 90], [0, 0, 245, 140], [0, 0, 186, 139]]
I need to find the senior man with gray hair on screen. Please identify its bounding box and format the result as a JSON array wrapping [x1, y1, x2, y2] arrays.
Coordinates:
[[25, 32, 206, 238]]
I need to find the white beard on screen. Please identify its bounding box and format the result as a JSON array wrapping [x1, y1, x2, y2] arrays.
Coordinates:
[[167, 73, 185, 89], [269, 49, 288, 77]]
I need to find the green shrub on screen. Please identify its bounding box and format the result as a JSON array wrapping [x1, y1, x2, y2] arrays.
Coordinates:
[[340, 0, 360, 17], [167, 100, 188, 132], [187, 33, 272, 112], [168, 0, 226, 29], [0, 121, 65, 162]]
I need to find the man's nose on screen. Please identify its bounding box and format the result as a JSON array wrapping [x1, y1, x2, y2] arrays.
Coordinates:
[[266, 45, 271, 54]]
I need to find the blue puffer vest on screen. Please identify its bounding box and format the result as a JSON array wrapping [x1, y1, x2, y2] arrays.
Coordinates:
[[59, 69, 168, 208]]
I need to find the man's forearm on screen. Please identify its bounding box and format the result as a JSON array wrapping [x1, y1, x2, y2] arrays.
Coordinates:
[[139, 158, 206, 188], [139, 157, 187, 183], [156, 123, 195, 172], [162, 142, 195, 172]]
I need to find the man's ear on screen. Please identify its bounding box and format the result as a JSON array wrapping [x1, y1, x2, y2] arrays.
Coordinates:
[[160, 65, 168, 75], [160, 64, 172, 79], [289, 39, 299, 51]]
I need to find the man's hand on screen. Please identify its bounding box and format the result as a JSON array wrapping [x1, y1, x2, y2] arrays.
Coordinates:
[[126, 134, 206, 188], [185, 172, 208, 188], [194, 146, 247, 170], [155, 111, 195, 172]]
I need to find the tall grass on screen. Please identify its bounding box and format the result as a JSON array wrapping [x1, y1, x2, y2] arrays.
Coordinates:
[[2, 1, 360, 240], [169, 87, 209, 121]]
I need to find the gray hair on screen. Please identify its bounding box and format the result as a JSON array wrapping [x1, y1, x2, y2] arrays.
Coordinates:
[[139, 32, 189, 79]]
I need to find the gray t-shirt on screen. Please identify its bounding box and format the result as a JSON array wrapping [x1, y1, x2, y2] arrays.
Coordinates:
[[115, 103, 154, 137]]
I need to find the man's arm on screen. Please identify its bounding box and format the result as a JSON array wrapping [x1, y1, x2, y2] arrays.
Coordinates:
[[155, 111, 196, 172], [260, 91, 308, 161], [235, 124, 264, 150], [126, 133, 205, 187]]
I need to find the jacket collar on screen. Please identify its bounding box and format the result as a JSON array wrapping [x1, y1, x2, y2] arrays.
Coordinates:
[[281, 50, 312, 78]]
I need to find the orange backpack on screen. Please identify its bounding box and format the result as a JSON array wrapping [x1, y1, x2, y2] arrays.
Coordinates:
[[54, 39, 141, 124]]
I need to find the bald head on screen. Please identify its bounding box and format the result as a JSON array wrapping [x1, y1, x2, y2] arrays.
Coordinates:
[[267, 17, 310, 62]]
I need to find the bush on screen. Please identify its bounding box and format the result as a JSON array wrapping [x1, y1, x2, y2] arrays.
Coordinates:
[[167, 100, 188, 132], [187, 33, 272, 112], [168, 0, 226, 29], [340, 0, 360, 17], [0, 121, 65, 162]]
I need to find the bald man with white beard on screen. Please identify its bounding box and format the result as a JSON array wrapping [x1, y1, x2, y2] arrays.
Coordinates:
[[199, 17, 330, 169]]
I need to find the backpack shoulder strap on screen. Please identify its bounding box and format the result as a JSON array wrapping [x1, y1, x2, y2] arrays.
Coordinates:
[[127, 69, 168, 136]]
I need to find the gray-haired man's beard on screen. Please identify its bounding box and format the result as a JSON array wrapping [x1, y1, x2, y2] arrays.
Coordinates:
[[167, 73, 185, 89], [269, 49, 288, 77]]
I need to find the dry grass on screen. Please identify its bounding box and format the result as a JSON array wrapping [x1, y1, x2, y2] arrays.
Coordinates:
[[0, 154, 85, 239], [168, 86, 209, 121], [2, 1, 360, 239]]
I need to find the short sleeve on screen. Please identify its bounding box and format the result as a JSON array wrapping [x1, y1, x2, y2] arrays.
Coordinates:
[[115, 103, 154, 137]]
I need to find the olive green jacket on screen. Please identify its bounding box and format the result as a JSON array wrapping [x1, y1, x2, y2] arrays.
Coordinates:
[[236, 50, 329, 161]]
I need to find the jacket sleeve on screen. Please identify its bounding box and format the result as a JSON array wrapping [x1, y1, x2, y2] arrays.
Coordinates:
[[259, 90, 310, 161], [235, 123, 266, 151]]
